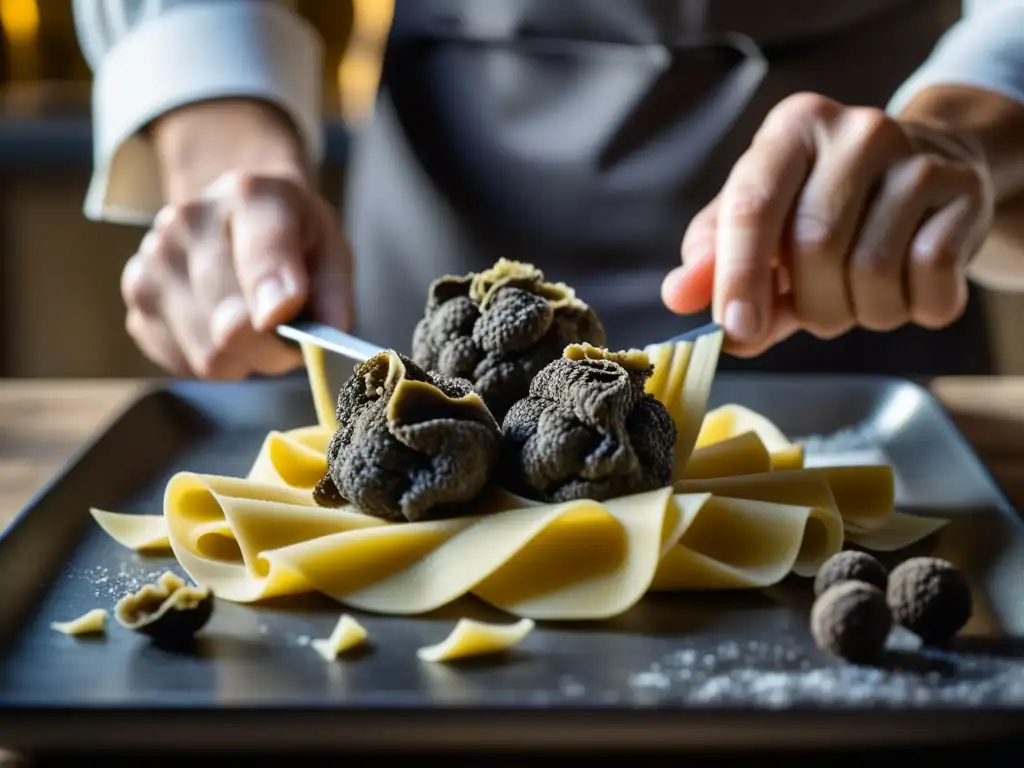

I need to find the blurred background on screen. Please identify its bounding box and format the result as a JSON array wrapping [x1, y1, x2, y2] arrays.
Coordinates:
[[0, 0, 1021, 378]]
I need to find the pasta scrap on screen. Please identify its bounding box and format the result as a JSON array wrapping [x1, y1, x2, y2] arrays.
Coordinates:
[[417, 618, 535, 662], [51, 608, 108, 636], [311, 614, 369, 660]]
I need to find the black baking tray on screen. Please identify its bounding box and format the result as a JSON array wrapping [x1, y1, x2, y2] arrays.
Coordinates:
[[2, 375, 1024, 755]]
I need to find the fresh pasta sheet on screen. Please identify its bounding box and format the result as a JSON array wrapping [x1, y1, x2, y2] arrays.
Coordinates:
[[90, 335, 947, 621]]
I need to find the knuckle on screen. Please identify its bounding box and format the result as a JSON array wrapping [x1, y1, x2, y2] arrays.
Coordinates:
[[913, 242, 959, 274], [842, 107, 898, 149], [851, 248, 900, 281], [899, 155, 943, 192], [120, 257, 159, 312], [792, 213, 842, 258], [777, 91, 836, 122], [723, 185, 774, 229]]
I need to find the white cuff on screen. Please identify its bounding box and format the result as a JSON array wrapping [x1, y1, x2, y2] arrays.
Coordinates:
[[887, 2, 1024, 116], [85, 0, 324, 225]]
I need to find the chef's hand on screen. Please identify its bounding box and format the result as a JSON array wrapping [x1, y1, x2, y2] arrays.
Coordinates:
[[661, 92, 995, 356], [120, 99, 353, 380], [122, 172, 352, 379]]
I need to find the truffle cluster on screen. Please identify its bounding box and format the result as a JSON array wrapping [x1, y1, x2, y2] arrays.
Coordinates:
[[411, 259, 606, 421], [314, 350, 502, 523], [500, 344, 677, 503], [810, 551, 972, 664]]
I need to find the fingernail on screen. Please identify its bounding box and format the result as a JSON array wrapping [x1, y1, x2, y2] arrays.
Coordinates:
[[254, 277, 287, 326], [724, 300, 761, 342], [211, 295, 250, 344]]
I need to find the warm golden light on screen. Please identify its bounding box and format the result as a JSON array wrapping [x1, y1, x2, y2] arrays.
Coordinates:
[[0, 0, 39, 42], [0, 0, 39, 80], [337, 0, 394, 125]]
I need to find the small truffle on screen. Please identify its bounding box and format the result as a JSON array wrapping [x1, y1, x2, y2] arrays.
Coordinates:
[[315, 350, 502, 522], [412, 259, 606, 421], [501, 344, 676, 503], [115, 571, 214, 646], [814, 550, 888, 597], [811, 581, 892, 664], [887, 557, 972, 646]]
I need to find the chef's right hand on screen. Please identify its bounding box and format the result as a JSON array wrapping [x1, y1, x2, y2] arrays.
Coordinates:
[[121, 171, 354, 379]]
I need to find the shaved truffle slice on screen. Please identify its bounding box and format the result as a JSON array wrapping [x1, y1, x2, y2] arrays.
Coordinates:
[[315, 350, 502, 522], [412, 259, 606, 420], [501, 344, 676, 502], [115, 571, 214, 646]]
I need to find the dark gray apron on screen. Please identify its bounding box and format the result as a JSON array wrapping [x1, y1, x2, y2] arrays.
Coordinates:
[[345, 0, 991, 375]]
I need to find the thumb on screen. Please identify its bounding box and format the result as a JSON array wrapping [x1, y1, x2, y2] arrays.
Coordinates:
[[309, 199, 355, 331], [661, 251, 715, 314], [229, 178, 310, 331]]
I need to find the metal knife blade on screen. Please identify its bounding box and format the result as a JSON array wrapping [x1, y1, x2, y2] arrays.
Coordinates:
[[277, 320, 384, 364], [663, 321, 723, 344], [277, 316, 722, 401]]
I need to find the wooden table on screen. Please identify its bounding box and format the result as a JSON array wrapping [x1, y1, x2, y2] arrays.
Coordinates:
[[1, 378, 1024, 527]]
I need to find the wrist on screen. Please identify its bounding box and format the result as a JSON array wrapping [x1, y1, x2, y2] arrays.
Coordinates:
[[151, 98, 313, 203], [897, 85, 1024, 198]]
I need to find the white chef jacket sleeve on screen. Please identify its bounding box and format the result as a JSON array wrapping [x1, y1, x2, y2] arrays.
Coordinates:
[[888, 0, 1024, 115], [72, 0, 324, 225]]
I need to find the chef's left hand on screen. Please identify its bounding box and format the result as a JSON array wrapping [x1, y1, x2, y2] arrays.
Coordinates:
[[661, 92, 995, 356]]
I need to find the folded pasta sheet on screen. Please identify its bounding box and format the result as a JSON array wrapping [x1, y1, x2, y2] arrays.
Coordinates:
[[91, 336, 947, 621]]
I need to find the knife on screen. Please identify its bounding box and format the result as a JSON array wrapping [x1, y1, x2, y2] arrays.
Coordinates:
[[277, 315, 721, 396]]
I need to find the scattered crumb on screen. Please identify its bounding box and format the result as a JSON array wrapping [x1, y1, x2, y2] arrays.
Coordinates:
[[311, 615, 368, 661], [627, 637, 1024, 708], [51, 608, 108, 636], [418, 618, 534, 663], [296, 635, 311, 646]]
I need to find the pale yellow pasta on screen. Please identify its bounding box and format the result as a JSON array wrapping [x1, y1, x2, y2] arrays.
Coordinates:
[[90, 509, 169, 551], [311, 614, 368, 660], [91, 333, 947, 620], [681, 431, 772, 479], [51, 608, 108, 636], [645, 331, 723, 483], [417, 618, 535, 662]]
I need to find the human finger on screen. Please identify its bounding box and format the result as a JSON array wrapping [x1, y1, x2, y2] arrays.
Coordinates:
[[125, 309, 192, 376], [226, 174, 311, 330], [714, 115, 812, 346], [790, 107, 911, 336], [908, 194, 982, 329]]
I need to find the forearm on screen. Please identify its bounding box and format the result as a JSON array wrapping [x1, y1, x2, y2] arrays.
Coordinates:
[[151, 98, 313, 203], [73, 0, 323, 224]]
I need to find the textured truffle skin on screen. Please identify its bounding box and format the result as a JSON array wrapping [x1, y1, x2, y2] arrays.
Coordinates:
[[887, 557, 972, 646], [810, 581, 892, 664], [500, 345, 676, 503], [814, 550, 888, 597], [315, 350, 502, 522], [412, 259, 606, 421]]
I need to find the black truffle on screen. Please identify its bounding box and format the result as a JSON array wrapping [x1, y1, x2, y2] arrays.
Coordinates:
[[114, 571, 214, 646], [814, 550, 888, 597], [412, 259, 606, 421], [887, 557, 972, 646], [810, 581, 892, 664], [315, 349, 502, 522], [501, 344, 676, 503]]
